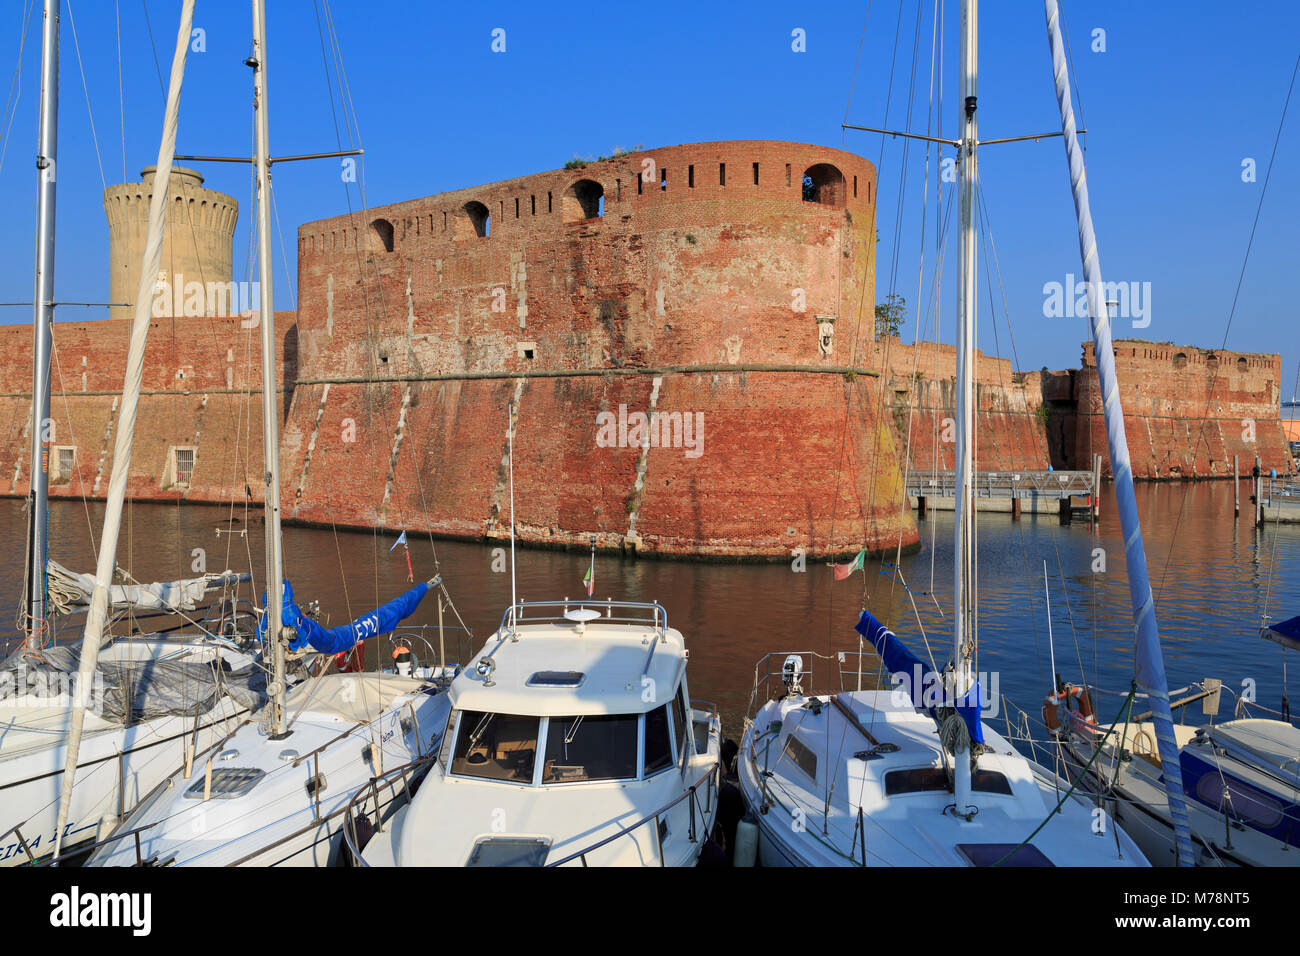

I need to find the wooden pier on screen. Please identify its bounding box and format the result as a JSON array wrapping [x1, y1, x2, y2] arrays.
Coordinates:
[[906, 457, 1102, 523]]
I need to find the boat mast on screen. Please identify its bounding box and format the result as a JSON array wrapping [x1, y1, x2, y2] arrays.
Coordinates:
[[951, 0, 978, 814], [25, 0, 58, 649], [1042, 0, 1196, 865], [250, 0, 289, 739]]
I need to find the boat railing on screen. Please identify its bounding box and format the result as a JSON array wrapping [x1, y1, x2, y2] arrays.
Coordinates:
[[496, 598, 669, 638], [544, 763, 719, 867], [340, 755, 719, 867], [746, 649, 886, 718]]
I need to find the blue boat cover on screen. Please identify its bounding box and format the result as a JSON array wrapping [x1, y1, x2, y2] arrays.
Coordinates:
[[1266, 614, 1300, 649], [855, 609, 984, 745], [257, 579, 430, 654]]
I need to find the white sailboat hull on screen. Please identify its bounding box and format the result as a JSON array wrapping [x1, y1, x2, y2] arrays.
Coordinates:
[[738, 691, 1149, 866], [87, 673, 450, 867], [0, 697, 246, 865]]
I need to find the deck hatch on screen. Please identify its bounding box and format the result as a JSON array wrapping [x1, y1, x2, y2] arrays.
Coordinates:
[[183, 767, 266, 799], [527, 670, 586, 687], [956, 843, 1053, 867], [466, 837, 551, 867]]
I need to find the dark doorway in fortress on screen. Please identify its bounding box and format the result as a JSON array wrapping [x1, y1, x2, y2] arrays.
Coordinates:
[[458, 201, 490, 239], [802, 163, 845, 207], [368, 218, 394, 252], [563, 179, 604, 222]]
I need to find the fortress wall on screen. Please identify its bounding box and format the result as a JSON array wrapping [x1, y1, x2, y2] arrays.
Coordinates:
[[1074, 341, 1291, 478]]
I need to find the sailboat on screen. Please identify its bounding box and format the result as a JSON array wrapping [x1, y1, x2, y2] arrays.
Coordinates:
[[736, 0, 1174, 867], [47, 0, 454, 868], [0, 0, 268, 866], [1051, 614, 1300, 865]]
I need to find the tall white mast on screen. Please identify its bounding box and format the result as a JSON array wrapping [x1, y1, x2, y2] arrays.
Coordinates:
[[25, 0, 58, 648], [951, 0, 978, 815], [250, 0, 289, 739]]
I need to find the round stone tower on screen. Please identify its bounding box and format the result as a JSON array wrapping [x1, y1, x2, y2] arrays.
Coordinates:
[[103, 166, 238, 320]]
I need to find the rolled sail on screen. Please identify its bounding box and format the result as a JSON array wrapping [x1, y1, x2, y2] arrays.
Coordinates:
[[258, 579, 430, 655], [855, 609, 984, 745]]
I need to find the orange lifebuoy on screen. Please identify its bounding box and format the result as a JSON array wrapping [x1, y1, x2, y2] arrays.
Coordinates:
[[1043, 682, 1097, 732]]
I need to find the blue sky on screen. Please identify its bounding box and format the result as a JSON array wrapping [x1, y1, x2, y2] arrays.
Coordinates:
[[0, 0, 1296, 403]]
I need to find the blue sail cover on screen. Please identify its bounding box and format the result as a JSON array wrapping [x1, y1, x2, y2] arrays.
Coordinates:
[[855, 609, 984, 745], [257, 579, 430, 654]]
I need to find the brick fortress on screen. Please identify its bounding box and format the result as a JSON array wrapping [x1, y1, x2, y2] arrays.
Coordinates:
[[0, 141, 1290, 559]]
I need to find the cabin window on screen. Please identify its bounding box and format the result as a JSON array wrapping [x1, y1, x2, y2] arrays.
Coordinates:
[[644, 703, 673, 775], [671, 685, 688, 761], [542, 713, 638, 783], [451, 711, 538, 783], [785, 734, 818, 782]]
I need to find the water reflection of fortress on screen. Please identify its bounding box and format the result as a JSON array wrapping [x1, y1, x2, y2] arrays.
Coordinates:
[[0, 142, 1290, 558]]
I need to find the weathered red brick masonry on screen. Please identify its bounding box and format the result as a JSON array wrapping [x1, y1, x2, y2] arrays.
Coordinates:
[[0, 141, 1290, 559]]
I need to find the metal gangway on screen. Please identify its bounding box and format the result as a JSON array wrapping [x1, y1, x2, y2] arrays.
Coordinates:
[[904, 467, 1099, 520]]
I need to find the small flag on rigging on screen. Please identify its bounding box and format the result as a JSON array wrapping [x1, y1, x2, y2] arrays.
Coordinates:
[[390, 530, 413, 582], [584, 537, 596, 597], [832, 549, 866, 581]]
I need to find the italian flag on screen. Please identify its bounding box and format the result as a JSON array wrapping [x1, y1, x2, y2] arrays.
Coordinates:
[[833, 549, 866, 581], [583, 562, 594, 597]]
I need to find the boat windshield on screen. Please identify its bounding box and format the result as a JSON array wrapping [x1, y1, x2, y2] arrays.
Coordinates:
[[451, 711, 539, 783], [542, 713, 638, 783]]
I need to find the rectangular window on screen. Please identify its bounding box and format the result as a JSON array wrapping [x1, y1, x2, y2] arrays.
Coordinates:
[[542, 713, 638, 783], [452, 711, 539, 784], [719, 162, 725, 186], [644, 704, 673, 775], [853, 175, 858, 198], [637, 174, 642, 196], [514, 198, 520, 218], [442, 211, 447, 232], [688, 164, 694, 188], [616, 179, 621, 201], [671, 686, 688, 762], [785, 163, 791, 186], [785, 734, 818, 782], [531, 194, 536, 215], [53, 446, 75, 483], [174, 447, 195, 485], [753, 162, 759, 185], [548, 191, 553, 212], [660, 168, 667, 191]]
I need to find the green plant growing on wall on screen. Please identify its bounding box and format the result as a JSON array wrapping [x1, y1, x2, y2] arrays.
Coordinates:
[[875, 293, 905, 339], [1035, 404, 1051, 427]]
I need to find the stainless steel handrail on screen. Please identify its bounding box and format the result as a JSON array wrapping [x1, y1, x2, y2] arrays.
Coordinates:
[[496, 598, 668, 637]]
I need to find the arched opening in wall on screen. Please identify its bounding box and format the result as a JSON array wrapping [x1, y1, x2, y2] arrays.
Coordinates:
[[456, 201, 490, 239], [1206, 353, 1219, 371], [562, 179, 604, 222], [1237, 357, 1249, 373], [1173, 352, 1188, 369], [802, 163, 845, 207], [368, 218, 395, 253]]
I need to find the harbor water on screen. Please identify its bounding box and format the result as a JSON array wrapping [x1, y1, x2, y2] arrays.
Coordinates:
[[2, 481, 1297, 738]]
